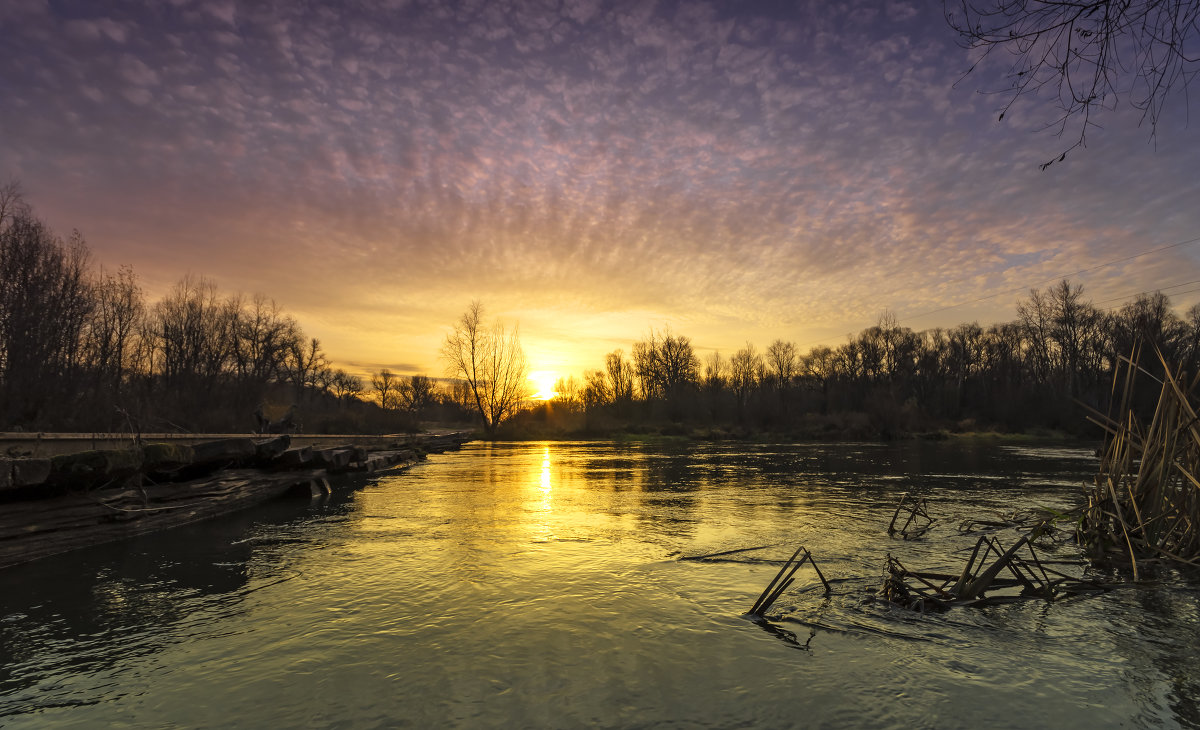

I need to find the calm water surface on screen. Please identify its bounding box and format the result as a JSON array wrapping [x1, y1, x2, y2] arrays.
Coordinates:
[[2, 440, 1199, 728]]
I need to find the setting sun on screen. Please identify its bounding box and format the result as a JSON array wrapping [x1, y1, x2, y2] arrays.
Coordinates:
[[528, 371, 559, 401]]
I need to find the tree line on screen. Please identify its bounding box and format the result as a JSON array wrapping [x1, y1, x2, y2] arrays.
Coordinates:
[[0, 184, 467, 433], [7, 184, 1194, 439], [526, 279, 1200, 438]]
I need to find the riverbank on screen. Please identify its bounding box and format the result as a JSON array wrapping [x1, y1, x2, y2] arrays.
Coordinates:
[[476, 421, 1088, 445], [0, 431, 472, 570]]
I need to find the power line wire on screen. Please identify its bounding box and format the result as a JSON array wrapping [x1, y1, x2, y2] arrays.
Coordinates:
[[1093, 278, 1200, 306], [1101, 286, 1200, 312]]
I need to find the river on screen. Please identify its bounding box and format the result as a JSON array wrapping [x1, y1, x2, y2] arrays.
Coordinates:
[[2, 440, 1198, 728]]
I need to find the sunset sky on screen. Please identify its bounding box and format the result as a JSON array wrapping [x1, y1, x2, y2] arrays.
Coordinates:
[[3, 0, 1198, 388]]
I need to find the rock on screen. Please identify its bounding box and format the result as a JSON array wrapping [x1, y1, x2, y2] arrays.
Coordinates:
[[313, 447, 353, 471], [276, 446, 313, 468], [143, 443, 195, 472], [12, 458, 52, 487], [253, 435, 292, 462], [49, 449, 144, 488], [190, 438, 257, 466]]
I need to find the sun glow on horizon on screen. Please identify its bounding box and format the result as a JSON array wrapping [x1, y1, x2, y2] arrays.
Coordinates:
[[528, 370, 559, 400]]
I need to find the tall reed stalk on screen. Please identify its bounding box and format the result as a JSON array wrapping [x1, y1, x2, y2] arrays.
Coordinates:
[[1082, 345, 1200, 577]]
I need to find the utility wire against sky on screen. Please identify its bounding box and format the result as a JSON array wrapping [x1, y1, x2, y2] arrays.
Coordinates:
[[799, 234, 1200, 350], [1098, 287, 1200, 313], [900, 234, 1200, 323], [1093, 278, 1200, 306]]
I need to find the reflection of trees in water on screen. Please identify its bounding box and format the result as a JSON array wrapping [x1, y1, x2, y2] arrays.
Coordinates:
[[0, 498, 323, 713]]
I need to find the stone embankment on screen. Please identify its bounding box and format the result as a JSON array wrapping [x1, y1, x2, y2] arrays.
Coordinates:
[[0, 431, 471, 570]]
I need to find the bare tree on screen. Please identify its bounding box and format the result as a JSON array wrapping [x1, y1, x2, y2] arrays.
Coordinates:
[[765, 339, 798, 391], [287, 336, 329, 400], [703, 351, 728, 393], [0, 212, 92, 425], [448, 378, 475, 413], [1018, 286, 1055, 384], [84, 265, 145, 400], [399, 374, 436, 418], [1109, 291, 1182, 372], [700, 351, 728, 420], [331, 369, 364, 404], [440, 301, 530, 436], [231, 294, 296, 393], [633, 328, 699, 401], [372, 369, 399, 411], [947, 0, 1200, 166], [729, 343, 762, 417], [553, 375, 582, 411], [605, 350, 635, 403], [0, 180, 30, 233], [154, 275, 237, 388], [582, 369, 611, 410]]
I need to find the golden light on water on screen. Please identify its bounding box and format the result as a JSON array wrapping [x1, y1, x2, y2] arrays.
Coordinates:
[[540, 446, 552, 508], [523, 444, 554, 542]]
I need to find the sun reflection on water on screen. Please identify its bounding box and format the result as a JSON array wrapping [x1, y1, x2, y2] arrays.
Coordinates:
[[522, 444, 557, 543], [539, 446, 552, 510]]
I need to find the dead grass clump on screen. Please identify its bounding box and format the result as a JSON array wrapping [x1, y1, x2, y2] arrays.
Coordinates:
[[1081, 346, 1200, 578], [887, 493, 935, 539], [880, 534, 1106, 613]]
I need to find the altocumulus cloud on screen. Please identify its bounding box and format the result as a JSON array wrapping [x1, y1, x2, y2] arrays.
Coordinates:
[[1, 0, 1198, 373]]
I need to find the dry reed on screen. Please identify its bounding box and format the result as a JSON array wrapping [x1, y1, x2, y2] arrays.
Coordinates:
[[746, 545, 830, 618], [1080, 345, 1200, 577], [887, 493, 934, 539]]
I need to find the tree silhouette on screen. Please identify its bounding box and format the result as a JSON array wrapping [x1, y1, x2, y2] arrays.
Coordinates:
[[947, 0, 1200, 167], [440, 301, 529, 436]]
